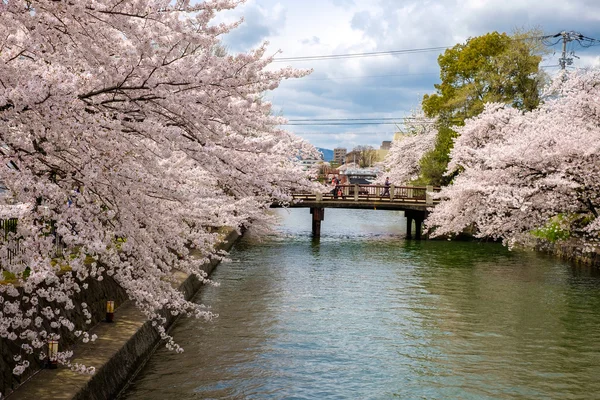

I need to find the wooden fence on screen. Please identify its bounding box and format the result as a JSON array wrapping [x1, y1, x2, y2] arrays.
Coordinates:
[[291, 184, 441, 204]]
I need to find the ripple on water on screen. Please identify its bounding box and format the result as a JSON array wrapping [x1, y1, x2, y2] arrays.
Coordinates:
[[123, 209, 600, 400]]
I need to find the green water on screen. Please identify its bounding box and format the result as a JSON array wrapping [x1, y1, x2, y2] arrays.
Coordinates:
[[122, 209, 600, 399]]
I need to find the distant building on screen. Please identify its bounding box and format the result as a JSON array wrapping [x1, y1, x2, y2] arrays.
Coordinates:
[[298, 158, 322, 171], [333, 148, 347, 164], [342, 167, 379, 184], [375, 140, 392, 162]]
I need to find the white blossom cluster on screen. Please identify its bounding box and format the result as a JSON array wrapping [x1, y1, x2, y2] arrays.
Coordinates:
[[0, 0, 322, 377], [426, 69, 600, 249], [67, 362, 96, 375], [381, 111, 437, 184]]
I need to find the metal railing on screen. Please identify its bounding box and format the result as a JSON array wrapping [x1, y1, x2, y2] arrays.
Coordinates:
[[0, 218, 20, 267], [0, 218, 65, 274]]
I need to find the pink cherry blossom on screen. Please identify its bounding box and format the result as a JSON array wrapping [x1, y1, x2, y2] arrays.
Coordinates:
[[0, 0, 321, 377], [382, 111, 437, 184], [426, 69, 600, 250]]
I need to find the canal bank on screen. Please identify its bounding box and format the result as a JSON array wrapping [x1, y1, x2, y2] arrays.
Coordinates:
[[534, 238, 600, 268], [5, 229, 240, 400]]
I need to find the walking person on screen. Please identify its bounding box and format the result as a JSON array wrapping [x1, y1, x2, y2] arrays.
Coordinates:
[[331, 175, 340, 199], [382, 177, 391, 198]]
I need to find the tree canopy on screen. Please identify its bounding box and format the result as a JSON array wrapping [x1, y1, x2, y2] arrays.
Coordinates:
[[382, 112, 436, 185], [418, 30, 547, 185], [426, 70, 600, 251], [423, 31, 545, 119], [348, 145, 377, 168], [0, 0, 319, 381]]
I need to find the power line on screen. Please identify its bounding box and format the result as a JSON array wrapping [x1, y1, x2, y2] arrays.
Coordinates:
[[272, 46, 450, 62], [300, 72, 439, 81], [271, 34, 574, 63], [288, 118, 415, 121], [285, 117, 461, 125], [286, 122, 405, 126], [293, 133, 397, 138], [550, 31, 600, 70], [275, 33, 599, 130], [285, 122, 441, 126], [281, 65, 560, 84], [285, 118, 438, 126]]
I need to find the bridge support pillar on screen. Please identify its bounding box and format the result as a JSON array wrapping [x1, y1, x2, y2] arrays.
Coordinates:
[[405, 210, 426, 240], [415, 218, 423, 240], [310, 207, 324, 237]]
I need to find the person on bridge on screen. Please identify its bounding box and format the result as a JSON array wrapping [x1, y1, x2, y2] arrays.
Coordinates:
[[382, 177, 391, 198], [331, 175, 340, 199]]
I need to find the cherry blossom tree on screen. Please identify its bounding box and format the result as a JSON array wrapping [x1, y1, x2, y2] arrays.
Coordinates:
[[382, 113, 437, 184], [426, 69, 600, 250], [0, 0, 320, 380]]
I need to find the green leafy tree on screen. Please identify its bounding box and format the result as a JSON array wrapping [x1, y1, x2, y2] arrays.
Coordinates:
[[419, 30, 547, 185], [418, 125, 457, 186]]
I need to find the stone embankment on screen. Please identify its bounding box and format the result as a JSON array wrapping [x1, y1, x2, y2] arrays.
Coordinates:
[[4, 229, 239, 400], [534, 239, 600, 267]]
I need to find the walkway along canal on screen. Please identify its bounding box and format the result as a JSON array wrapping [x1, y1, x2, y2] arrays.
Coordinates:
[[122, 208, 600, 399]]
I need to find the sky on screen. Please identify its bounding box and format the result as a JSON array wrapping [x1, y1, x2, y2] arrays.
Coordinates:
[[215, 0, 600, 151]]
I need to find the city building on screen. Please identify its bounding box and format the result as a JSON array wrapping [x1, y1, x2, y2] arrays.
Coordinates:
[[333, 147, 347, 165], [298, 158, 322, 170], [376, 140, 392, 162]]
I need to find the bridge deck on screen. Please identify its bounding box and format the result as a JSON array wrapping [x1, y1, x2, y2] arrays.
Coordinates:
[[273, 184, 439, 211]]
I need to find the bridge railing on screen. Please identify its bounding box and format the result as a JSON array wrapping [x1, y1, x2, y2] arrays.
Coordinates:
[[291, 185, 441, 204]]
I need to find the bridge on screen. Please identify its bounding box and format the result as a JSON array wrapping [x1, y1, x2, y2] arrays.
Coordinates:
[[273, 184, 441, 239]]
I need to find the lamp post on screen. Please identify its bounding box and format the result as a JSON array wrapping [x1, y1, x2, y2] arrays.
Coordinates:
[[47, 340, 58, 369], [105, 300, 115, 322]]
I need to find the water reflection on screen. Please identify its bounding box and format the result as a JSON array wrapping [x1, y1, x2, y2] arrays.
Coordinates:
[[123, 209, 600, 400]]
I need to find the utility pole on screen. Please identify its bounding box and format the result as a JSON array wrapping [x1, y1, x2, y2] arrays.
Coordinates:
[[558, 31, 584, 70]]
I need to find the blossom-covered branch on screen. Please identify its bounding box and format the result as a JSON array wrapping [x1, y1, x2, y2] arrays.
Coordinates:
[[382, 112, 437, 184], [426, 69, 600, 250], [0, 0, 321, 379]]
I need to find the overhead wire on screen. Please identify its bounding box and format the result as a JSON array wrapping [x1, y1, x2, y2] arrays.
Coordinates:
[[287, 123, 418, 126], [272, 46, 449, 62], [288, 117, 424, 121], [286, 117, 441, 125], [300, 72, 439, 81], [291, 133, 398, 139], [284, 118, 449, 126], [272, 34, 578, 63], [281, 65, 560, 84], [272, 32, 598, 133]]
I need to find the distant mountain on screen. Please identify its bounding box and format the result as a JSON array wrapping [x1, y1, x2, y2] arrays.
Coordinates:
[[316, 147, 334, 162]]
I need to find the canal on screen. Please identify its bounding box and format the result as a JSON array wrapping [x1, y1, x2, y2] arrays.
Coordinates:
[[122, 209, 600, 399]]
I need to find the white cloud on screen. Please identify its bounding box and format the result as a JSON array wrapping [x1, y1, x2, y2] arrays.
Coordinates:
[[219, 0, 600, 150]]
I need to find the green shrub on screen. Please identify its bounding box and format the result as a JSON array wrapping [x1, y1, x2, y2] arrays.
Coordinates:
[[532, 215, 572, 242]]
